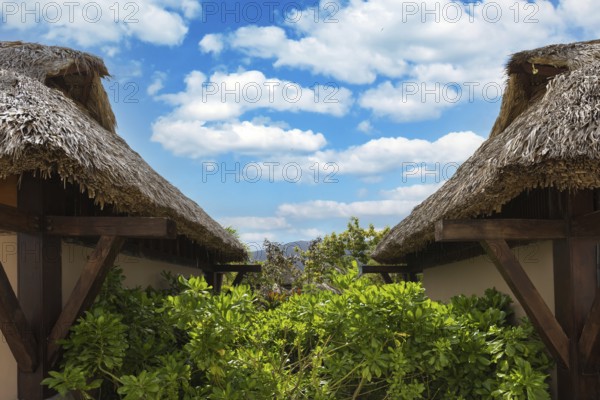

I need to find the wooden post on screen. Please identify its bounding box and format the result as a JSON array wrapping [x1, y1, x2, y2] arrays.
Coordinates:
[[17, 174, 64, 400], [204, 272, 223, 293], [204, 265, 261, 292], [553, 190, 599, 398]]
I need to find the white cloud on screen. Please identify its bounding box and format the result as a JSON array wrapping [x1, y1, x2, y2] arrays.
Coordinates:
[[240, 232, 279, 243], [308, 131, 485, 176], [357, 120, 373, 134], [380, 182, 443, 200], [229, 24, 408, 85], [147, 72, 167, 96], [240, 227, 325, 247], [124, 4, 189, 45], [296, 228, 326, 239], [157, 69, 353, 121], [557, 0, 600, 37], [229, 131, 483, 182], [224, 0, 568, 85], [199, 34, 224, 54], [277, 199, 420, 220], [357, 188, 369, 198], [276, 180, 446, 220], [231, 182, 443, 244], [168, 0, 201, 19], [220, 217, 291, 230], [101, 46, 120, 57], [107, 60, 143, 83], [152, 68, 356, 159], [151, 118, 326, 158], [1, 0, 199, 47], [359, 80, 475, 122]]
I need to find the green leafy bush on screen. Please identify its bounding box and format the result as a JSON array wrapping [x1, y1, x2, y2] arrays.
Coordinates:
[[243, 217, 392, 297], [44, 268, 552, 399]]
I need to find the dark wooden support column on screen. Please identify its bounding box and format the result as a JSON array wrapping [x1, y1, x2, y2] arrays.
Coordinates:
[[380, 273, 393, 284], [204, 265, 261, 292], [17, 174, 64, 400], [553, 190, 599, 398], [47, 236, 125, 366], [579, 292, 600, 369], [408, 272, 419, 282], [204, 272, 223, 293], [0, 260, 37, 371], [481, 239, 569, 367]]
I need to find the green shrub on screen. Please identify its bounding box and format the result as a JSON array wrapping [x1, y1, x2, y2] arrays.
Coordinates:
[[44, 268, 552, 399]]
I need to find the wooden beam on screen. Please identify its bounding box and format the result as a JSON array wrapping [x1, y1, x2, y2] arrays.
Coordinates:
[[571, 210, 600, 237], [44, 216, 177, 239], [481, 239, 569, 367], [0, 261, 37, 371], [579, 291, 600, 369], [0, 203, 40, 234], [435, 219, 566, 242], [204, 264, 261, 273], [360, 265, 415, 274], [47, 236, 125, 367]]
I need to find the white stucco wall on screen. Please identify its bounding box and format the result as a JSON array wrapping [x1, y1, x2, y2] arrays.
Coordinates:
[[422, 241, 555, 319], [0, 234, 18, 400], [61, 242, 205, 301]]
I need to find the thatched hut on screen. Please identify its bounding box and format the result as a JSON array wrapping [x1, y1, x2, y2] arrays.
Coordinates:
[[0, 41, 246, 399], [372, 39, 600, 398]]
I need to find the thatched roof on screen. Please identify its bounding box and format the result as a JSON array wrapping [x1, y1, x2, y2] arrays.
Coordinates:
[[373, 39, 600, 264], [0, 41, 245, 262]]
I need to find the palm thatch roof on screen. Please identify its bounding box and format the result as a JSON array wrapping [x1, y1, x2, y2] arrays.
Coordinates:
[[373, 39, 600, 264], [0, 41, 245, 262]]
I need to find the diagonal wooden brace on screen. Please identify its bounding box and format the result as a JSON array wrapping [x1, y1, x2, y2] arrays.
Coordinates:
[[0, 260, 38, 371], [481, 239, 570, 368], [47, 235, 125, 367]]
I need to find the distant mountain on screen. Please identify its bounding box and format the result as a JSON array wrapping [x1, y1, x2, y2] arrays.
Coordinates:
[[250, 240, 312, 262]]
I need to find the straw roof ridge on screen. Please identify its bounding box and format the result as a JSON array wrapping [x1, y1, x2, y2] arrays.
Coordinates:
[[0, 43, 245, 262], [373, 40, 600, 264], [507, 39, 600, 73], [0, 41, 108, 80]]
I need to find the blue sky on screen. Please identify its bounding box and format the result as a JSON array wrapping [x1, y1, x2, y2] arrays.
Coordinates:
[[1, 0, 596, 251]]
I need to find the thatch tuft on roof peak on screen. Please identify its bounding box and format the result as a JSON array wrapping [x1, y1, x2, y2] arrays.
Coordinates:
[[0, 41, 115, 133], [490, 39, 600, 139]]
